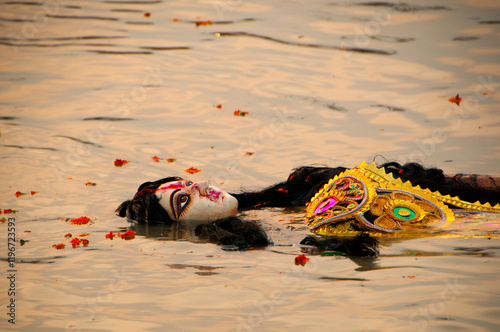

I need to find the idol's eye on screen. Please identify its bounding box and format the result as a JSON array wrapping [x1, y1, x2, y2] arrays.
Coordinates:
[[169, 189, 191, 219], [176, 193, 191, 217], [184, 181, 193, 186]]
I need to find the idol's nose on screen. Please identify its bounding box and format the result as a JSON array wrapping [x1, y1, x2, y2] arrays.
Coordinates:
[[196, 181, 209, 195]]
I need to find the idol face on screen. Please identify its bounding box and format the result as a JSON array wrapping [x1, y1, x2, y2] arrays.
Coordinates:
[[155, 180, 238, 222]]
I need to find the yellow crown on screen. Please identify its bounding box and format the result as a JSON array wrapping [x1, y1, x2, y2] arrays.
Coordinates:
[[305, 161, 500, 236]]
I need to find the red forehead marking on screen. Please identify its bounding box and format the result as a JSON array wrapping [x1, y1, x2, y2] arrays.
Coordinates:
[[156, 181, 188, 192]]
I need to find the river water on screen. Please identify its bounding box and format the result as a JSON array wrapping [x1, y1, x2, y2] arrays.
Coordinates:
[[1, 0, 500, 331]]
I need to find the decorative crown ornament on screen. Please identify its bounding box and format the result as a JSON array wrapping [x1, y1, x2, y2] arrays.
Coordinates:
[[305, 161, 500, 236]]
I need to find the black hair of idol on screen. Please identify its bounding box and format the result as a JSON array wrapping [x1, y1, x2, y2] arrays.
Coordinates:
[[232, 162, 500, 208], [115, 176, 181, 224]]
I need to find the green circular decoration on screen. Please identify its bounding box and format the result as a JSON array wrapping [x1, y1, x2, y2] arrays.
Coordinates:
[[393, 207, 416, 220]]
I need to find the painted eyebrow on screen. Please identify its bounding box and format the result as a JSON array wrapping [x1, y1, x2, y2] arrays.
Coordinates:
[[169, 188, 181, 219], [156, 181, 188, 192]]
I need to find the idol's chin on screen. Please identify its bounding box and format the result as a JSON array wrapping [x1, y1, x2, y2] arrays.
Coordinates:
[[224, 194, 239, 215]]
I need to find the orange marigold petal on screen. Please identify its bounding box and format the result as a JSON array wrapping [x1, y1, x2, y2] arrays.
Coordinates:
[[294, 254, 309, 266], [70, 238, 81, 244], [68, 216, 91, 225], [185, 167, 201, 174], [105, 231, 116, 239], [114, 159, 129, 167], [448, 94, 462, 105], [119, 229, 136, 240]]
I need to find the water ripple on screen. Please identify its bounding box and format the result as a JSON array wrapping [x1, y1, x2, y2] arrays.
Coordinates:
[[52, 135, 103, 148], [355, 2, 450, 12], [86, 49, 152, 54], [45, 14, 120, 21], [215, 31, 396, 55]]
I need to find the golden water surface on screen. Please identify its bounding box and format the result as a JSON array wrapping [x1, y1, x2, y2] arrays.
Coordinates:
[[1, 0, 500, 331]]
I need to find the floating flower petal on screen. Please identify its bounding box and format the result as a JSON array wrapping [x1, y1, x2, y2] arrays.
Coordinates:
[[295, 254, 309, 266], [448, 94, 462, 106], [52, 243, 66, 250], [68, 216, 91, 225], [194, 20, 212, 27], [118, 229, 135, 240], [185, 167, 201, 174], [70, 237, 81, 248], [233, 110, 249, 116], [105, 231, 116, 239], [114, 159, 129, 167]]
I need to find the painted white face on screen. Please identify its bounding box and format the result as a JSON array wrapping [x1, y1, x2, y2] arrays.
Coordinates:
[[155, 180, 238, 222]]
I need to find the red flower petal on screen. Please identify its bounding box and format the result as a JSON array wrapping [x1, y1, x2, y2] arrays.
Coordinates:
[[105, 231, 116, 239], [185, 167, 201, 174], [166, 158, 176, 163], [68, 216, 91, 225], [152, 156, 161, 162], [295, 254, 309, 266], [64, 233, 72, 239], [15, 191, 26, 197], [234, 109, 248, 117], [114, 159, 129, 167], [144, 12, 151, 17], [194, 19, 212, 27], [118, 229, 136, 240], [52, 243, 66, 250], [30, 191, 38, 195], [70, 238, 81, 245], [216, 104, 222, 109], [81, 239, 90, 247], [447, 94, 462, 106]]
